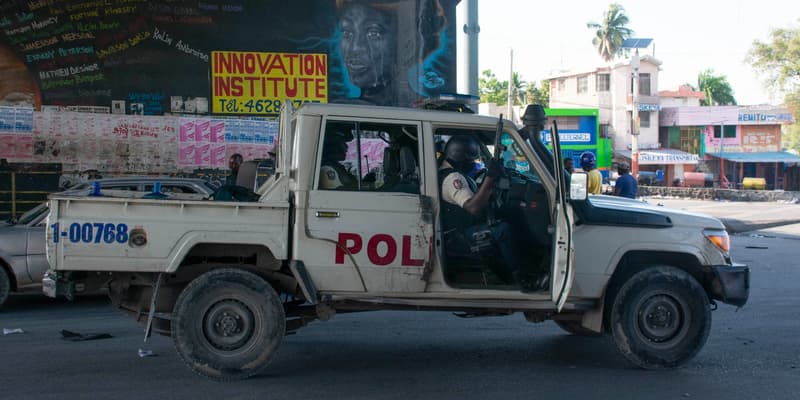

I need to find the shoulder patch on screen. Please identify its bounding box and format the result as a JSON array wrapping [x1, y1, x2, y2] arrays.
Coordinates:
[[326, 170, 337, 180], [453, 179, 463, 190]]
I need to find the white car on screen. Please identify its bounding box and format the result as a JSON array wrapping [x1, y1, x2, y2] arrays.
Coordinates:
[[0, 177, 216, 307]]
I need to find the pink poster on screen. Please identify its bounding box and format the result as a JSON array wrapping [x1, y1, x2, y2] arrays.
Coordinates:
[[195, 119, 211, 142], [179, 143, 196, 166], [211, 144, 227, 168], [210, 120, 225, 142], [0, 134, 14, 158], [195, 143, 211, 166], [179, 119, 196, 142], [14, 135, 34, 159]]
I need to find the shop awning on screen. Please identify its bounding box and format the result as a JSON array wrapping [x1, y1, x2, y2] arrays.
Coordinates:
[[615, 149, 699, 165], [705, 151, 800, 163]]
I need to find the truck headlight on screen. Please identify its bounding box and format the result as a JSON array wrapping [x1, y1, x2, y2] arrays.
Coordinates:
[[704, 229, 730, 253]]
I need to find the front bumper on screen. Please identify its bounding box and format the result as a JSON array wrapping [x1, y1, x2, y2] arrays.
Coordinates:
[[708, 264, 749, 307]]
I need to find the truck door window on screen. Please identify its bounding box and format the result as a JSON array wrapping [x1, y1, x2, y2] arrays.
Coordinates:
[[500, 132, 540, 182], [319, 121, 420, 194]]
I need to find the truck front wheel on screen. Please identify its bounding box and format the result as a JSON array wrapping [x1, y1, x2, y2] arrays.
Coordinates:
[[172, 268, 286, 381], [609, 266, 711, 369]]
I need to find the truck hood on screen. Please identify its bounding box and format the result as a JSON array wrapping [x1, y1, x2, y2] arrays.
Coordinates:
[[584, 195, 725, 230]]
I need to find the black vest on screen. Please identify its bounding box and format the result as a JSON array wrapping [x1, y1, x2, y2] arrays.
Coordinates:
[[438, 167, 481, 231]]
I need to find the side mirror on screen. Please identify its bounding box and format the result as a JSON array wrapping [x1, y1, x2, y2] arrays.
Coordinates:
[[570, 172, 588, 201]]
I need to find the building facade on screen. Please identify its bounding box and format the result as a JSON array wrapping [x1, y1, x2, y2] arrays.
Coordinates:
[[548, 55, 662, 153], [660, 105, 799, 189]]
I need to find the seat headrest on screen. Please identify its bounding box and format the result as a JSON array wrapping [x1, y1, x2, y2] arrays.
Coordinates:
[[383, 147, 399, 175], [399, 147, 416, 174], [235, 160, 259, 190]]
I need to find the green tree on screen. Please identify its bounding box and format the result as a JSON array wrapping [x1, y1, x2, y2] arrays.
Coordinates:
[[586, 3, 634, 62], [747, 20, 800, 151], [526, 80, 550, 107], [479, 69, 507, 104], [697, 69, 737, 106]]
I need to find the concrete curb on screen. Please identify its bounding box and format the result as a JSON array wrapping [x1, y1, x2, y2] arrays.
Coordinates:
[[720, 218, 800, 234]]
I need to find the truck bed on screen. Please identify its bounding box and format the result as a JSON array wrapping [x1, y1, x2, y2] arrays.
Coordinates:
[[46, 193, 290, 273]]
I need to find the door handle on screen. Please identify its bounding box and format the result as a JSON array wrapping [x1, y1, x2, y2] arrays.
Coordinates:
[[315, 211, 340, 218]]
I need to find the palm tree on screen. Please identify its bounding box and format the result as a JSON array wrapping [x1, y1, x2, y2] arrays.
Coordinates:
[[510, 72, 527, 105], [587, 4, 634, 62], [697, 69, 737, 106]]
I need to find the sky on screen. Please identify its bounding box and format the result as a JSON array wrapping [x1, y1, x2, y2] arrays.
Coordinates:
[[469, 0, 800, 105]]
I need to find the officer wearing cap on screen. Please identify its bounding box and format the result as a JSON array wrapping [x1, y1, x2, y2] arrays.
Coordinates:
[[319, 129, 358, 190]]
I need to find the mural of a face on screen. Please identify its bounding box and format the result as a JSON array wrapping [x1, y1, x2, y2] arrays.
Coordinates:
[[339, 3, 395, 90]]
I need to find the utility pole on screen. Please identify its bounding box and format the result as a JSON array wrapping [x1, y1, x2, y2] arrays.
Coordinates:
[[507, 48, 513, 121], [458, 0, 479, 96], [719, 122, 725, 187], [630, 49, 640, 177]]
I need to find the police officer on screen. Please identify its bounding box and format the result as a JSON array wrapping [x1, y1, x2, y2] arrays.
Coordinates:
[[439, 135, 545, 288], [319, 129, 358, 190]]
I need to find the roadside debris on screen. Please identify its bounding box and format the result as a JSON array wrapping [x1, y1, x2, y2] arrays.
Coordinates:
[[138, 348, 157, 357], [60, 330, 112, 342], [3, 328, 25, 335]]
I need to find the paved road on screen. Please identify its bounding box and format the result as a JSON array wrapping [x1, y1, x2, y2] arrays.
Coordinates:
[[641, 197, 800, 232], [1, 228, 799, 400]]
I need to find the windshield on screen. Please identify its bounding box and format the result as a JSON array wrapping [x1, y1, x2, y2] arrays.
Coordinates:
[[15, 202, 49, 225], [499, 132, 541, 182]]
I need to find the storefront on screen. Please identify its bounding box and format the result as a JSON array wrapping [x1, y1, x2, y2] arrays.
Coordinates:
[[660, 105, 796, 188], [615, 148, 699, 185], [541, 108, 611, 178]]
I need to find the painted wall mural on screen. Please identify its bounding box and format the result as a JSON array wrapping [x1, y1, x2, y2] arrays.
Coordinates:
[[0, 0, 457, 114], [0, 0, 457, 178]]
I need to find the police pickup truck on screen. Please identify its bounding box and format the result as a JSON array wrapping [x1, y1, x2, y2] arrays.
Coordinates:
[[43, 103, 748, 381]]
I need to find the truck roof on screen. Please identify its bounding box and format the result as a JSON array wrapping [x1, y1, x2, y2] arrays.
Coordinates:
[[296, 103, 506, 127]]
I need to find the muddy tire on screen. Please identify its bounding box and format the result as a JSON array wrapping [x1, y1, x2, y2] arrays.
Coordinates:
[[609, 266, 711, 369], [172, 268, 285, 381], [0, 267, 10, 308], [553, 320, 602, 336]]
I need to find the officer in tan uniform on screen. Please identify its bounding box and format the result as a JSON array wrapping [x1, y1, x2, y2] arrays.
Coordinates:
[[319, 129, 358, 190]]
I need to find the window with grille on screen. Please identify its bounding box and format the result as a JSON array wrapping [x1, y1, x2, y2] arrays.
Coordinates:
[[577, 76, 588, 94], [639, 73, 651, 95], [638, 111, 650, 128], [713, 125, 736, 138], [596, 74, 610, 91]]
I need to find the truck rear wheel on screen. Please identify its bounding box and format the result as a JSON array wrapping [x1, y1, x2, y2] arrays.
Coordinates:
[[609, 266, 711, 369], [172, 268, 285, 381], [0, 267, 10, 307]]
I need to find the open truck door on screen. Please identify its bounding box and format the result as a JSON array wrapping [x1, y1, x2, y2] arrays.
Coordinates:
[[548, 119, 575, 311]]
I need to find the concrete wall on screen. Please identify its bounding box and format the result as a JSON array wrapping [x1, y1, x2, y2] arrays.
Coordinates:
[[639, 185, 800, 202]]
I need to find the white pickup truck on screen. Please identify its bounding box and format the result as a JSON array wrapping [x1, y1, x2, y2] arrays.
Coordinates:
[[44, 103, 748, 381]]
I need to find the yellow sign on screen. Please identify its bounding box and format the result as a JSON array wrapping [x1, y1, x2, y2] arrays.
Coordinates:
[[211, 51, 328, 114]]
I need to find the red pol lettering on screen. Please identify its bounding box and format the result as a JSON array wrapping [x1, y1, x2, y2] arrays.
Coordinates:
[[336, 232, 424, 267]]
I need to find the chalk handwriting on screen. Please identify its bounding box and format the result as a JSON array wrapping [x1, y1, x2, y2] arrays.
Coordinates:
[[152, 26, 173, 45]]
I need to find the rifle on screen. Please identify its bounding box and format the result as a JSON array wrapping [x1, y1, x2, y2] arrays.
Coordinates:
[[493, 114, 505, 161]]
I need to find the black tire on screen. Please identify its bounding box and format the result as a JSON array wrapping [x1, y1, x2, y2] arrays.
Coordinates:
[[553, 319, 602, 336], [0, 267, 10, 308], [172, 268, 285, 381], [609, 266, 711, 369]]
